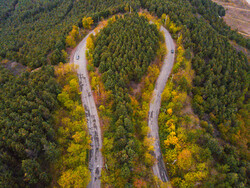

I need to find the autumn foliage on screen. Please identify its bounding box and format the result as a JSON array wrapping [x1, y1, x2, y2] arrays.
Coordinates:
[[87, 14, 163, 187], [51, 63, 91, 187], [65, 25, 81, 48], [82, 17, 94, 29]]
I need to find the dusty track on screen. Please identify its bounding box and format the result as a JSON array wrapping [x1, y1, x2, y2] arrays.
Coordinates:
[[148, 25, 175, 183], [70, 31, 103, 188], [70, 22, 175, 187]]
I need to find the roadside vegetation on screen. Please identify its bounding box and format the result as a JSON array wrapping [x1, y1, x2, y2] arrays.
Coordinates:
[[87, 13, 167, 187], [156, 9, 249, 186], [158, 31, 210, 187], [0, 0, 249, 187], [51, 63, 91, 187]]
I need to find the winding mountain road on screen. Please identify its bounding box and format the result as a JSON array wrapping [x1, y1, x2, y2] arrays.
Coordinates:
[[70, 22, 174, 187], [148, 25, 175, 183], [70, 31, 103, 188]]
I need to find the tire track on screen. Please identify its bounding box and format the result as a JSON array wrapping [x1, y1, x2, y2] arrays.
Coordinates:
[[148, 25, 175, 183]]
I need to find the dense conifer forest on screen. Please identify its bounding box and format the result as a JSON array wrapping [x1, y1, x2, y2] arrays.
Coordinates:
[[0, 0, 140, 68], [89, 14, 161, 186], [0, 65, 60, 187], [0, 0, 249, 187]]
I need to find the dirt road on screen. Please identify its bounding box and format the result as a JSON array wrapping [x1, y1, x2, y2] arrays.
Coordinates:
[[70, 22, 175, 186], [148, 25, 175, 183], [71, 31, 103, 188]]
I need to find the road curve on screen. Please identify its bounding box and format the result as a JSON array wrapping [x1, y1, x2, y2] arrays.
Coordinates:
[[70, 31, 103, 188], [148, 26, 175, 183]]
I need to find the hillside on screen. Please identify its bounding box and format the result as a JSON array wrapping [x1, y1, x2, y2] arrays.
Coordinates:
[[0, 0, 140, 68], [212, 0, 250, 38], [0, 0, 249, 187]]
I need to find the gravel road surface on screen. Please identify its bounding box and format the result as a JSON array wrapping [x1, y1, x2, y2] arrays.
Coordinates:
[[71, 31, 103, 188], [70, 23, 174, 187], [148, 25, 175, 183]]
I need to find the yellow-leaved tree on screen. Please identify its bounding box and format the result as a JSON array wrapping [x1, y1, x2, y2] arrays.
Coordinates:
[[177, 149, 193, 171], [66, 25, 81, 47], [82, 17, 94, 29], [58, 166, 90, 188]]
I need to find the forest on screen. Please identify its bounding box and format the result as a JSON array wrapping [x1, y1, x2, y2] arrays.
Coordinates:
[[0, 0, 249, 187], [141, 0, 249, 187], [0, 0, 140, 68], [0, 62, 91, 187], [87, 14, 161, 187], [0, 65, 60, 187], [158, 33, 210, 187], [52, 63, 91, 187]]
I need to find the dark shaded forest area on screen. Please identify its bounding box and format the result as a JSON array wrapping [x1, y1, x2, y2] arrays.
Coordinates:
[[0, 65, 60, 187]]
